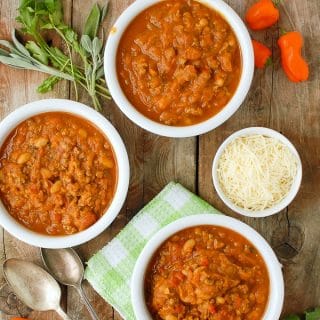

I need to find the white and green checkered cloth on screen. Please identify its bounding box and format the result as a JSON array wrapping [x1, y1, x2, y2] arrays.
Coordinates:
[[85, 182, 221, 320]]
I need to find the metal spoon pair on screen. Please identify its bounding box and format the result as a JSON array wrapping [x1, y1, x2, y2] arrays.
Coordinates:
[[3, 248, 98, 320]]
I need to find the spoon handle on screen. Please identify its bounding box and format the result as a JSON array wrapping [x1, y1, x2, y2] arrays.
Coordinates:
[[77, 284, 99, 320], [56, 306, 72, 320]]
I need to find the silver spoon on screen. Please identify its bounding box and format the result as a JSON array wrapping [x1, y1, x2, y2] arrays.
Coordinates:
[[3, 258, 71, 320], [41, 248, 99, 320]]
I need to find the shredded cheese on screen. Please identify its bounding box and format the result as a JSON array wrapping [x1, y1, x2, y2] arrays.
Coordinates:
[[217, 134, 298, 211]]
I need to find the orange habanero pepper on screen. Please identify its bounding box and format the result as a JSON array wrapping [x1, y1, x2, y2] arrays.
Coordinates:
[[252, 40, 272, 69], [278, 31, 309, 82], [11, 318, 29, 320], [246, 0, 280, 30]]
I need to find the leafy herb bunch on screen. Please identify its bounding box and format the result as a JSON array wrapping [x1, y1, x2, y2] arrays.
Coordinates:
[[0, 0, 110, 111]]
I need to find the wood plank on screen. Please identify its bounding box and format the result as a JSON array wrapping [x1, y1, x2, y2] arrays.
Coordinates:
[[67, 1, 145, 319], [269, 0, 320, 314], [68, 2, 197, 319], [0, 0, 71, 319], [198, 0, 320, 316]]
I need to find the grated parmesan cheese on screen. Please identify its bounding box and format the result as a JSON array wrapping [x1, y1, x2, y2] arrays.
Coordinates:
[[217, 134, 298, 211]]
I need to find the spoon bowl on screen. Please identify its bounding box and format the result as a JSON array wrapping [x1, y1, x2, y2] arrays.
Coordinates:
[[41, 248, 99, 320], [3, 258, 70, 319], [41, 248, 84, 286]]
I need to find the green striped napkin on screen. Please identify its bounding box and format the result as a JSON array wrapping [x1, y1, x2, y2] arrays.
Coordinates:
[[85, 182, 221, 320]]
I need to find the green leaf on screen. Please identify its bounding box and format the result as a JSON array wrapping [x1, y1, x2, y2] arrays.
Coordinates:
[[25, 41, 49, 65], [37, 75, 60, 93], [34, 9, 49, 16], [45, 0, 63, 24], [0, 48, 10, 56], [282, 315, 300, 320], [17, 2, 37, 33], [92, 37, 102, 57], [83, 3, 101, 39], [80, 34, 92, 53], [57, 24, 68, 30], [49, 46, 67, 60], [65, 29, 78, 44], [306, 308, 320, 320], [26, 6, 35, 13], [11, 30, 31, 57], [0, 55, 38, 70], [96, 65, 104, 79], [41, 23, 54, 29], [100, 1, 109, 24], [0, 40, 17, 52], [85, 64, 92, 78]]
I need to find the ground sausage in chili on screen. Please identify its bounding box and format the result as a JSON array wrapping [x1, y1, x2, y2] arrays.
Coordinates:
[[145, 226, 269, 320], [0, 112, 117, 235], [117, 0, 242, 126]]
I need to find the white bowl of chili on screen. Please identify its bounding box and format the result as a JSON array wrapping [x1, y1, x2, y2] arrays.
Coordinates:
[[131, 214, 284, 320], [0, 99, 130, 248], [105, 0, 254, 137]]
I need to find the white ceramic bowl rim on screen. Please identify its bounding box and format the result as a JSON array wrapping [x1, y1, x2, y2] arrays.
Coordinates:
[[212, 127, 303, 217], [0, 99, 130, 248], [105, 0, 254, 138], [131, 214, 284, 320]]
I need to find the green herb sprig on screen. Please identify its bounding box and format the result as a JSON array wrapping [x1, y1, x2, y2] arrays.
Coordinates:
[[0, 0, 111, 111], [283, 308, 320, 320]]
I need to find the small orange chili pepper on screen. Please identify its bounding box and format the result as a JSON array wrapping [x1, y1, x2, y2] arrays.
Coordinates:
[[245, 0, 280, 30], [278, 31, 309, 82], [10, 318, 29, 320], [252, 40, 272, 69]]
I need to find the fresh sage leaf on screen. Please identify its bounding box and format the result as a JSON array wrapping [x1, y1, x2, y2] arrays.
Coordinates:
[[100, 1, 109, 24], [0, 40, 17, 52], [83, 3, 101, 39], [80, 34, 93, 54], [85, 64, 93, 78], [9, 53, 31, 62], [0, 48, 10, 56], [11, 30, 31, 57], [0, 55, 38, 70], [92, 37, 102, 57], [96, 65, 104, 79]]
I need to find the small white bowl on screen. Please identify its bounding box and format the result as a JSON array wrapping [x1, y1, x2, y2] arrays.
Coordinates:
[[104, 0, 254, 138], [131, 214, 284, 320], [0, 99, 130, 248], [212, 127, 302, 217]]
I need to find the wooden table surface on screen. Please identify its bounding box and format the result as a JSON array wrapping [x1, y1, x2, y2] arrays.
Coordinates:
[[0, 0, 319, 319]]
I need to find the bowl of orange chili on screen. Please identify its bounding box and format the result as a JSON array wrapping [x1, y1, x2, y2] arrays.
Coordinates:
[[131, 214, 284, 320], [0, 99, 130, 248], [105, 0, 254, 137]]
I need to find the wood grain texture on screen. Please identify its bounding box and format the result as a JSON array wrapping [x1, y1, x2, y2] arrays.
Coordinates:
[[0, 0, 319, 319], [199, 0, 320, 316], [0, 0, 71, 319]]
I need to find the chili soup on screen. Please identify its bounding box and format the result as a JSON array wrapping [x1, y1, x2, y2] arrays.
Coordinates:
[[0, 112, 118, 235], [117, 0, 242, 126], [145, 225, 269, 320]]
